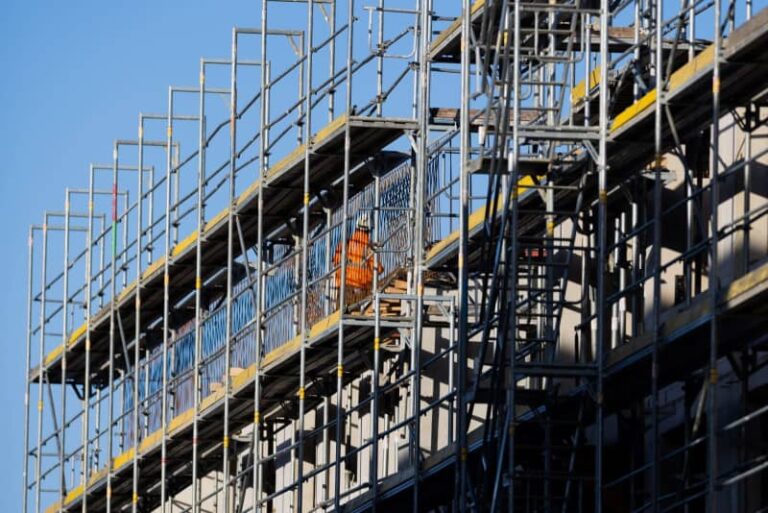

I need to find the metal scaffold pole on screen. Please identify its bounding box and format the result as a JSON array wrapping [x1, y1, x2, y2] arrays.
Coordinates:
[[35, 217, 47, 513], [708, 0, 722, 507], [508, 3, 522, 510], [81, 165, 95, 513], [192, 60, 206, 513], [456, 0, 471, 508], [253, 2, 270, 510], [59, 190, 71, 513], [412, 0, 431, 508], [223, 29, 237, 513], [132, 116, 145, 513], [298, 0, 314, 507], [651, 0, 664, 507], [161, 88, 174, 513], [596, 0, 610, 508], [105, 144, 118, 513], [23, 226, 35, 513], [334, 0, 354, 506]]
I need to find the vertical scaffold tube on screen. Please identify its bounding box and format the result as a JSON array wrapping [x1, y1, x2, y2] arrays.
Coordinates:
[[708, 0, 722, 508], [81, 166, 95, 513], [192, 60, 206, 513], [329, 0, 337, 121], [161, 88, 174, 513], [335, 0, 354, 506], [596, 0, 610, 508], [106, 144, 119, 513], [298, 0, 314, 507], [23, 226, 35, 513], [376, 0, 384, 117], [223, 29, 237, 513], [59, 190, 71, 513], [36, 217, 49, 513], [371, 164, 382, 509], [254, 2, 269, 510], [457, 0, 471, 508], [508, 2, 522, 509], [743, 0, 753, 277], [412, 0, 431, 508], [132, 117, 145, 513], [651, 0, 663, 508]]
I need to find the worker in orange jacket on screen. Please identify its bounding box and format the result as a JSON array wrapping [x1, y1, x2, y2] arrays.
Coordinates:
[[333, 214, 383, 302]]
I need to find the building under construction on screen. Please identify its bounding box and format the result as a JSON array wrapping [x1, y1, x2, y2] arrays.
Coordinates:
[[22, 0, 768, 510]]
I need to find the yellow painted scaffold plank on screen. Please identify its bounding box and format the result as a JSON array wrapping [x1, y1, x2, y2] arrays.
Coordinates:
[[44, 344, 65, 367], [429, 0, 486, 55], [64, 484, 84, 505], [610, 45, 715, 133], [232, 363, 257, 391], [138, 428, 163, 454], [44, 500, 61, 513], [142, 256, 165, 281], [200, 387, 225, 412], [112, 447, 135, 471], [168, 408, 195, 435], [571, 66, 602, 105], [172, 230, 198, 258]]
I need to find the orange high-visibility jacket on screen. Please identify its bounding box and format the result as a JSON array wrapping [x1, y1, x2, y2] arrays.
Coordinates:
[[333, 227, 383, 289]]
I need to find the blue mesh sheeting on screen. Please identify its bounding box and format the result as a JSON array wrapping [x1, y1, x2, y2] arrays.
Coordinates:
[[173, 330, 194, 376], [117, 155, 440, 440]]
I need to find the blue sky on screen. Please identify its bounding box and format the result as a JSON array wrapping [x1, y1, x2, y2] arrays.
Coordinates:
[[0, 2, 268, 509]]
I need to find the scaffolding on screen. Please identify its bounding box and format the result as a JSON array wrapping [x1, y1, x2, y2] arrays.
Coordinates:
[[22, 0, 768, 511]]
